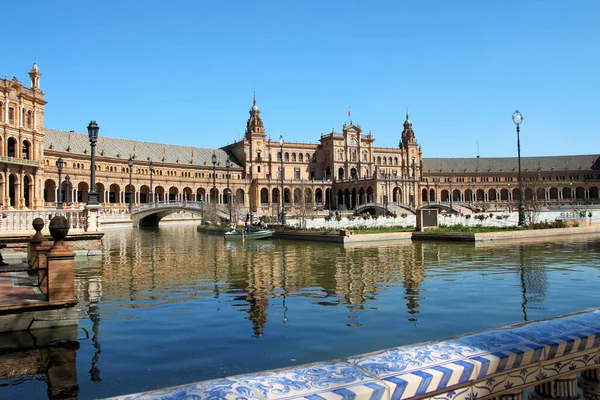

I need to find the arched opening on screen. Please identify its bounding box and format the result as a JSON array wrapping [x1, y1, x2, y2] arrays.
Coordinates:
[[589, 186, 599, 199], [366, 187, 374, 203], [235, 189, 245, 204], [293, 188, 301, 205], [489, 189, 497, 201], [78, 181, 90, 204], [260, 188, 269, 205], [337, 189, 344, 208], [109, 183, 120, 203], [7, 137, 17, 158], [325, 188, 332, 209], [500, 188, 509, 201], [23, 175, 32, 208], [283, 188, 291, 205], [96, 183, 106, 203], [422, 188, 428, 202], [441, 189, 449, 202], [350, 168, 357, 180], [429, 188, 436, 202], [8, 174, 17, 207], [125, 184, 135, 206], [325, 167, 332, 180], [196, 188, 206, 202], [315, 188, 323, 206], [272, 188, 280, 205], [351, 188, 356, 208], [22, 140, 31, 160], [154, 185, 165, 202], [44, 179, 56, 204], [168, 186, 179, 201], [180, 187, 191, 201]]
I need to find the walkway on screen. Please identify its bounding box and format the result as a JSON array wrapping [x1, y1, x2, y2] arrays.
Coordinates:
[[0, 264, 46, 307]]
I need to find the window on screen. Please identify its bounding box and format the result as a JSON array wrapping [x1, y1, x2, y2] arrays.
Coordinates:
[[8, 107, 14, 124], [294, 168, 300, 180]]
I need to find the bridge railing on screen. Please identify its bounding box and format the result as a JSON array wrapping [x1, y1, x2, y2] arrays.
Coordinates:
[[112, 307, 600, 400], [133, 200, 207, 214]]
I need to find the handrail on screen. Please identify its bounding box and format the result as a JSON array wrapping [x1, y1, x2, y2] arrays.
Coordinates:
[[113, 307, 600, 400]]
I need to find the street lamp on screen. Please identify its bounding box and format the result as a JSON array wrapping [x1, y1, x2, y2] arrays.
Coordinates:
[[279, 135, 285, 224], [56, 157, 64, 209], [212, 152, 217, 203], [64, 175, 70, 208], [449, 177, 453, 212], [128, 156, 134, 214], [226, 158, 232, 223], [149, 161, 154, 203], [512, 110, 525, 226], [87, 121, 100, 205]]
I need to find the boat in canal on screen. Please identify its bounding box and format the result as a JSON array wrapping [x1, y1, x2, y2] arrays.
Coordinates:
[[223, 229, 275, 241]]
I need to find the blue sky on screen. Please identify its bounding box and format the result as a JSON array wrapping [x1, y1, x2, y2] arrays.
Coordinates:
[[2, 1, 598, 158]]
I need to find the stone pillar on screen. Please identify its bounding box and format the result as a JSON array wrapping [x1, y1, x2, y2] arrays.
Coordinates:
[[579, 368, 600, 400], [28, 217, 45, 266], [85, 204, 101, 232], [529, 373, 581, 400], [45, 216, 76, 305]]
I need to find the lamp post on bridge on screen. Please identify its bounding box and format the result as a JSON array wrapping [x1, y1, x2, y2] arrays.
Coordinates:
[[226, 158, 232, 223], [512, 110, 525, 226], [279, 135, 285, 224], [149, 161, 154, 204], [212, 152, 217, 203], [56, 157, 64, 209], [64, 175, 70, 208], [87, 121, 100, 206], [128, 156, 134, 214]]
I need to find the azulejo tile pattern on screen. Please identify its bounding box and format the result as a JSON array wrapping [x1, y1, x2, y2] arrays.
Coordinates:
[[108, 308, 600, 400]]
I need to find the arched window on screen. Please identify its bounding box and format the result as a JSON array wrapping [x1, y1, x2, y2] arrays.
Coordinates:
[[292, 153, 296, 162], [298, 153, 303, 162], [394, 157, 398, 165], [383, 157, 387, 165], [377, 156, 381, 164], [277, 151, 282, 161], [26, 111, 32, 128], [306, 153, 310, 162], [22, 141, 31, 160], [284, 152, 289, 161]]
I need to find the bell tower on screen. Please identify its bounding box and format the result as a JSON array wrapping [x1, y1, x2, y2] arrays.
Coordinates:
[[28, 62, 42, 89]]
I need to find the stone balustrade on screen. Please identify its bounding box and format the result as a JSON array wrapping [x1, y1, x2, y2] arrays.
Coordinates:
[[111, 308, 600, 400], [0, 209, 87, 233]]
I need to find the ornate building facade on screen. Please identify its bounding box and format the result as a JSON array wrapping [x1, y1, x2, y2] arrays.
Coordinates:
[[2, 64, 599, 217]]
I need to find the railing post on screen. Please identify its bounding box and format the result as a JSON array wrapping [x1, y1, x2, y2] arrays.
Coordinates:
[[579, 368, 600, 400]]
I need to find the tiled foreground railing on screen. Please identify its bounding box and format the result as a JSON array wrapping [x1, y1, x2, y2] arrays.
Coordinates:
[[111, 308, 600, 400]]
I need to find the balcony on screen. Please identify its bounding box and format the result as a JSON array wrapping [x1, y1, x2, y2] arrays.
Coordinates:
[[0, 155, 40, 167]]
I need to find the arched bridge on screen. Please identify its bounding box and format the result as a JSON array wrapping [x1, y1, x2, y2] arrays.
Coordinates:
[[354, 202, 416, 216], [418, 202, 462, 213], [132, 201, 228, 227]]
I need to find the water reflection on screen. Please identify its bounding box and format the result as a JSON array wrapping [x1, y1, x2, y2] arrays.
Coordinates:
[[3, 226, 598, 399], [0, 326, 79, 399]]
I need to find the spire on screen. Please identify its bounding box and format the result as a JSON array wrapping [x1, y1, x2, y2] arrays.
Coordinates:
[[29, 61, 42, 89], [401, 109, 416, 146], [245, 94, 265, 139]]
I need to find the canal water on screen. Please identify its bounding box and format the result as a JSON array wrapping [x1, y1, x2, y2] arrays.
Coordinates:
[[2, 224, 600, 399]]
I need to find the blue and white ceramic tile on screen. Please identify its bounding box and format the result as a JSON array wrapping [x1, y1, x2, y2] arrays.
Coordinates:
[[445, 331, 544, 379], [108, 378, 262, 400], [559, 310, 600, 330], [293, 381, 389, 399], [378, 359, 477, 400], [420, 385, 473, 400], [345, 342, 469, 377], [470, 364, 539, 400], [508, 318, 600, 360], [344, 343, 477, 400], [538, 349, 600, 381], [237, 361, 383, 399]]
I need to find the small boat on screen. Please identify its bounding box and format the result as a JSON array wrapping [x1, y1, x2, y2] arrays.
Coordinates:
[[223, 229, 275, 241]]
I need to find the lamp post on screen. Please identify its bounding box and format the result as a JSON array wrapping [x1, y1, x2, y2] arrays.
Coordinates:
[[248, 162, 253, 224], [212, 152, 217, 203], [56, 157, 64, 209], [149, 161, 154, 204], [279, 135, 285, 224], [64, 175, 70, 208], [226, 158, 232, 223], [512, 110, 525, 226], [87, 121, 100, 205], [128, 156, 134, 214], [449, 177, 453, 212]]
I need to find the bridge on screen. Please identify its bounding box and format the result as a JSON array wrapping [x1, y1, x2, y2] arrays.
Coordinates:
[[418, 201, 463, 213], [132, 201, 228, 227], [354, 202, 416, 216]]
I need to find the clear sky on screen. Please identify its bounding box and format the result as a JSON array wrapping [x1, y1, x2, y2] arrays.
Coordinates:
[[2, 1, 598, 158]]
